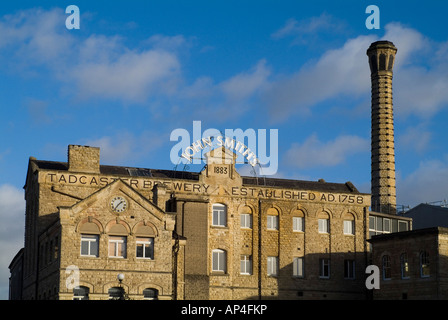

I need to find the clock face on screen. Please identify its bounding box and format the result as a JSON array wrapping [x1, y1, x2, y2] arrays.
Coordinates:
[[110, 196, 128, 213]]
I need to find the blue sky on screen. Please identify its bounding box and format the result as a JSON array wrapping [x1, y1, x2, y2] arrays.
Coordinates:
[[1, 0, 448, 299]]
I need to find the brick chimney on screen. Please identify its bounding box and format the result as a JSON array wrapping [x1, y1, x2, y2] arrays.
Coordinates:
[[67, 145, 100, 174], [367, 41, 397, 214]]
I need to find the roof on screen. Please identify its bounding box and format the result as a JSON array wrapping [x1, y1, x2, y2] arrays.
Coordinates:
[[404, 203, 448, 229], [31, 159, 363, 194], [368, 226, 448, 243]]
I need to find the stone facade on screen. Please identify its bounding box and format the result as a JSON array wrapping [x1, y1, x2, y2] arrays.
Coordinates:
[[369, 227, 448, 300], [14, 144, 379, 300]]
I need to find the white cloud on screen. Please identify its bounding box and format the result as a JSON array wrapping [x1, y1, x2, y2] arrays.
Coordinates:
[[0, 8, 184, 103], [0, 184, 25, 300], [83, 130, 165, 165], [264, 34, 376, 121], [284, 134, 369, 169], [220, 59, 270, 102], [397, 158, 448, 207], [397, 126, 432, 153], [271, 13, 347, 45]]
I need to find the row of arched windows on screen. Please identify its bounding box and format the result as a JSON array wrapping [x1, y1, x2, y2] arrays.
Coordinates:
[[381, 251, 430, 280], [77, 218, 157, 259], [212, 203, 357, 235], [73, 286, 158, 300]]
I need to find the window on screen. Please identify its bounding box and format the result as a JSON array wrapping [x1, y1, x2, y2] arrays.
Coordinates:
[[293, 257, 304, 278], [267, 215, 278, 230], [240, 255, 252, 275], [73, 286, 89, 300], [344, 260, 355, 279], [400, 253, 409, 279], [293, 217, 304, 232], [136, 237, 154, 259], [319, 258, 330, 278], [382, 255, 391, 280], [212, 249, 226, 273], [318, 219, 329, 233], [420, 251, 430, 278], [212, 204, 227, 227], [108, 287, 125, 300], [383, 218, 391, 233], [143, 288, 158, 300], [398, 221, 409, 232], [80, 234, 99, 257], [343, 220, 355, 235], [109, 236, 127, 258], [241, 214, 252, 229], [267, 256, 278, 276]]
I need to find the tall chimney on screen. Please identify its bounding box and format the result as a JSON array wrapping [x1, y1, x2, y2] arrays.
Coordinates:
[[367, 41, 397, 214]]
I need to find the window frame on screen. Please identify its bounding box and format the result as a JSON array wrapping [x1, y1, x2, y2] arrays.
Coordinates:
[[212, 204, 227, 227], [267, 215, 279, 230], [400, 253, 410, 279], [318, 218, 329, 234], [80, 234, 99, 257], [240, 213, 252, 229], [382, 255, 391, 280], [136, 237, 154, 260], [267, 256, 279, 276], [319, 258, 330, 279], [293, 217, 304, 232], [240, 255, 252, 275], [420, 251, 430, 278], [343, 220, 355, 235], [108, 236, 127, 258], [212, 249, 227, 273], [293, 257, 304, 278], [344, 259, 356, 279]]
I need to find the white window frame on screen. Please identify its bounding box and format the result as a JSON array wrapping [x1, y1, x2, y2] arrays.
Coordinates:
[[212, 204, 227, 227], [267, 215, 278, 230], [136, 237, 154, 259], [319, 258, 330, 279], [382, 255, 391, 280], [80, 234, 99, 257], [108, 236, 127, 258], [293, 217, 304, 232], [318, 218, 329, 234], [267, 256, 278, 276], [212, 249, 226, 273], [401, 253, 410, 279], [240, 255, 252, 275], [420, 251, 430, 278], [343, 220, 355, 235], [293, 257, 304, 278], [344, 260, 356, 279], [240, 213, 252, 229]]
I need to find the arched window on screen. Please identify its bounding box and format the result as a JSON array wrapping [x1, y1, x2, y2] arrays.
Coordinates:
[[267, 207, 279, 230], [143, 288, 159, 300], [382, 255, 391, 280], [212, 249, 227, 273], [420, 251, 430, 278], [318, 212, 330, 234], [292, 209, 304, 232], [73, 286, 89, 300], [400, 253, 409, 279], [343, 213, 355, 235], [212, 204, 227, 227], [108, 287, 125, 300], [240, 206, 253, 229]]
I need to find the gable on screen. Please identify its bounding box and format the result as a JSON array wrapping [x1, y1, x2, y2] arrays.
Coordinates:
[[69, 178, 166, 221]]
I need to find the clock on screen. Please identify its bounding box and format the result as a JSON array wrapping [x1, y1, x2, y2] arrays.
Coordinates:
[[110, 196, 128, 213]]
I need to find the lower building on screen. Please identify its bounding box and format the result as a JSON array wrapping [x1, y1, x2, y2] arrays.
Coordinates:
[[368, 227, 448, 300]]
